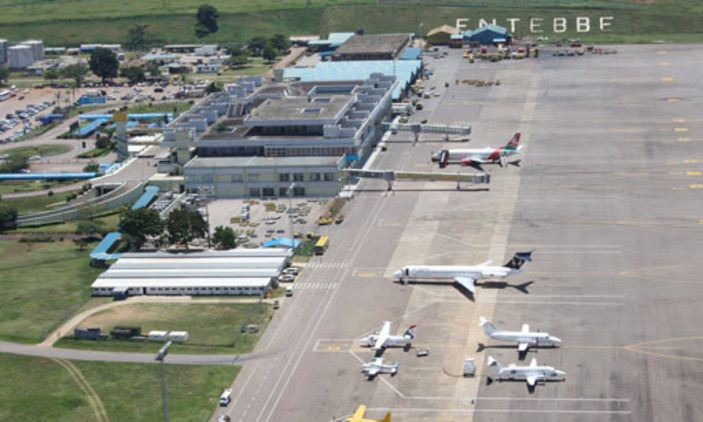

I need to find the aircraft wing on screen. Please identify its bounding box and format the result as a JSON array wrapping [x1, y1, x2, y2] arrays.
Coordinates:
[[526, 375, 543, 387], [478, 260, 492, 266], [365, 367, 380, 377], [518, 342, 529, 352], [454, 276, 476, 294], [373, 322, 391, 349], [472, 157, 487, 163], [521, 324, 530, 333], [530, 358, 538, 367], [348, 405, 367, 422]]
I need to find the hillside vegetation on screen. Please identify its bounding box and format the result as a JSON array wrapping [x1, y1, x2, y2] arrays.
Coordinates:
[[0, 0, 702, 45]]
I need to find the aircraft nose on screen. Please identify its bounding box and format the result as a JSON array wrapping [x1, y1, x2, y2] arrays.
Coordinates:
[[552, 336, 563, 346], [392, 270, 403, 279]]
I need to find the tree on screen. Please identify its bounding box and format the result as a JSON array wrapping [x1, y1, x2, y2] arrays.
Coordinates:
[[0, 203, 18, 230], [128, 24, 149, 51], [262, 43, 277, 63], [120, 66, 145, 84], [76, 219, 105, 236], [212, 226, 236, 250], [44, 69, 60, 81], [0, 68, 8, 87], [226, 44, 247, 57], [0, 154, 28, 173], [195, 4, 219, 38], [247, 37, 268, 56], [270, 34, 290, 53], [83, 162, 100, 173], [228, 55, 248, 68], [89, 47, 120, 83], [166, 207, 207, 249], [119, 207, 164, 250], [356, 28, 366, 36], [205, 82, 221, 94], [61, 63, 89, 86]]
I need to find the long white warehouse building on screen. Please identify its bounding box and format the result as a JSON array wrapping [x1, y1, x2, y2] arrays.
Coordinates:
[[92, 249, 291, 297]]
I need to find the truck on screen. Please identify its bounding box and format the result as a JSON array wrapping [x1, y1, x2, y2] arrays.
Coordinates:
[[36, 113, 65, 126], [219, 389, 233, 406]]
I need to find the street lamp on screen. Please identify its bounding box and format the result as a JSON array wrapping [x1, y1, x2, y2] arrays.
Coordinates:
[[287, 182, 296, 250], [198, 185, 214, 249], [155, 341, 173, 422]]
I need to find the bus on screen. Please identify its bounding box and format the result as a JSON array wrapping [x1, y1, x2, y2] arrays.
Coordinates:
[[0, 90, 12, 102], [313, 236, 329, 255]]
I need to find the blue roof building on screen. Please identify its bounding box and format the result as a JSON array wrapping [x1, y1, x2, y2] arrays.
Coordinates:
[[467, 24, 512, 46]]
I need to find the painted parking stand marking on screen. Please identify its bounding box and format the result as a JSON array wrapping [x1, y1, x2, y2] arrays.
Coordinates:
[[674, 127, 689, 132], [662, 77, 675, 82]]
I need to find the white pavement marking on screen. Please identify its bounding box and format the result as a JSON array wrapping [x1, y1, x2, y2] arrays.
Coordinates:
[[367, 407, 631, 415]]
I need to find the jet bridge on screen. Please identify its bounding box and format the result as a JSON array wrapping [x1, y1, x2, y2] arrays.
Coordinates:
[[382, 122, 472, 142], [343, 169, 490, 191]]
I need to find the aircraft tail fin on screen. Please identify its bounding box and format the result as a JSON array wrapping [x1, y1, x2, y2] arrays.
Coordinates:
[[382, 412, 392, 422], [506, 132, 521, 148], [504, 251, 534, 269], [404, 325, 417, 339], [438, 150, 449, 168], [479, 316, 496, 335], [487, 356, 502, 373]]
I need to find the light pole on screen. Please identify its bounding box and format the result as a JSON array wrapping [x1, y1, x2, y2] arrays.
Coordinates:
[[287, 182, 296, 250], [198, 185, 214, 249], [155, 341, 173, 422]]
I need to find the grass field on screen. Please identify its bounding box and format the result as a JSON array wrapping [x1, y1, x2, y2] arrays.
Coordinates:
[[1, 0, 703, 45], [8, 212, 121, 234], [0, 353, 239, 421], [56, 302, 275, 354], [0, 240, 104, 343], [2, 189, 82, 215], [3, 144, 72, 158], [0, 180, 75, 196]]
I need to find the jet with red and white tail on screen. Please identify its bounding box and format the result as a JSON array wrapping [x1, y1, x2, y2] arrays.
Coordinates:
[[431, 133, 523, 169], [359, 321, 416, 350]]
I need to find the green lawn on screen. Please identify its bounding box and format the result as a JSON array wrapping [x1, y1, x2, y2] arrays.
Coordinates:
[[0, 180, 75, 196], [0, 240, 104, 343], [4, 144, 72, 158], [9, 212, 121, 234], [0, 353, 239, 421], [1, 1, 703, 45], [2, 189, 82, 215], [56, 302, 274, 354]]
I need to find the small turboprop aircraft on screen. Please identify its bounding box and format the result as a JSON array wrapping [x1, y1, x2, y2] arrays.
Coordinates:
[[431, 132, 522, 169], [359, 321, 416, 351], [346, 405, 391, 422], [393, 251, 533, 295], [361, 357, 399, 379], [480, 316, 562, 355], [487, 356, 566, 392]]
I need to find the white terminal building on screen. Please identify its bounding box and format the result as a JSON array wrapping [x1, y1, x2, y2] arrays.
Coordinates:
[[91, 249, 292, 298]]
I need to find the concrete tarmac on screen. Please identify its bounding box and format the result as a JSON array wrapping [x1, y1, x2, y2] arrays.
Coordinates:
[[215, 44, 703, 422]]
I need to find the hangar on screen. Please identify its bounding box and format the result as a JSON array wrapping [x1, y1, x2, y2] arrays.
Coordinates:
[[91, 249, 293, 298]]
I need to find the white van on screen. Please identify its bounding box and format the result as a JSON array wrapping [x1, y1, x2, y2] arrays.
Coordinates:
[[285, 286, 293, 297], [219, 388, 233, 406]]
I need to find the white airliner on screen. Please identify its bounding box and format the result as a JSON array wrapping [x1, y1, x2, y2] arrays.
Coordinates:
[[392, 251, 533, 295], [431, 133, 522, 168], [361, 357, 399, 379], [487, 356, 566, 389], [480, 317, 562, 353], [359, 321, 417, 350]]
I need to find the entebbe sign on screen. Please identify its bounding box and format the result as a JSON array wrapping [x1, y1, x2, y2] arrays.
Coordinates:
[[456, 16, 614, 34]]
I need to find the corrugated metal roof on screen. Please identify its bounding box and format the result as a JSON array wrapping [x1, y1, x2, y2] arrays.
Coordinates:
[[120, 249, 293, 258], [131, 186, 159, 210], [92, 277, 272, 288], [99, 268, 280, 278], [111, 257, 286, 270], [283, 60, 422, 100], [399, 47, 423, 60], [90, 232, 122, 260]]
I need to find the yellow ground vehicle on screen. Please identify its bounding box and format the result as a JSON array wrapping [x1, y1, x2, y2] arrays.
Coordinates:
[[318, 216, 333, 225], [307, 232, 321, 240], [313, 236, 329, 255], [379, 142, 388, 151], [335, 215, 345, 224]]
